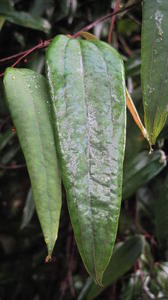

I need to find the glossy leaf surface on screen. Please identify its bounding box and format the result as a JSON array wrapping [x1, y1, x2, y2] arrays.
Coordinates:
[[141, 0, 168, 145], [4, 68, 62, 256], [123, 150, 166, 199], [78, 236, 143, 300], [46, 35, 126, 284]]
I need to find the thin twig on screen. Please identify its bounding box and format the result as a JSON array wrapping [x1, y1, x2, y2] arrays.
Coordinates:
[[0, 40, 51, 64], [119, 36, 133, 56], [0, 163, 26, 170], [11, 40, 50, 68], [0, 40, 50, 78], [73, 2, 139, 38], [0, 50, 29, 64], [108, 0, 121, 44]]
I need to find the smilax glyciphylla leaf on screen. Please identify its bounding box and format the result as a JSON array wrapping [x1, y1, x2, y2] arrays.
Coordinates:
[[4, 68, 62, 257], [141, 0, 168, 145], [46, 35, 126, 284]]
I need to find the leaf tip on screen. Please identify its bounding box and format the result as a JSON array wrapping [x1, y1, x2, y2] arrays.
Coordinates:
[[44, 228, 60, 259], [45, 255, 52, 263]]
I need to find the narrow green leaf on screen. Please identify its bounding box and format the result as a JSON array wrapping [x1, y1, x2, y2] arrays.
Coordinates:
[[78, 236, 143, 300], [0, 0, 50, 32], [46, 35, 126, 284], [141, 0, 168, 145], [0, 15, 5, 30], [20, 188, 35, 230], [123, 150, 166, 199], [3, 68, 62, 256], [6, 12, 50, 33]]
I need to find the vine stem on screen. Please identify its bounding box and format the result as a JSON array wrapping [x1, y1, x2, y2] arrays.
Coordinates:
[[0, 40, 50, 77], [108, 0, 121, 44], [73, 2, 138, 38], [0, 1, 140, 77], [0, 39, 51, 64]]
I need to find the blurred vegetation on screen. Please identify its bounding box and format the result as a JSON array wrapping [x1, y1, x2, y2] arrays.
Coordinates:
[[0, 0, 168, 299]]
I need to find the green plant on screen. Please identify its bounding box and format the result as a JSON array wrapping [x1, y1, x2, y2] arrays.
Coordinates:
[[1, 0, 168, 299]]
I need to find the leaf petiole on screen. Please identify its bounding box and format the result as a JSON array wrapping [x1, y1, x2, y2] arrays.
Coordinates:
[[126, 89, 152, 152]]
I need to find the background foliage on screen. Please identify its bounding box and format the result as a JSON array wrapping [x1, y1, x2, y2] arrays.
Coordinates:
[[0, 0, 168, 299]]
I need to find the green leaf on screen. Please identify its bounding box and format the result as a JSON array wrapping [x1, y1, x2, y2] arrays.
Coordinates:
[[30, 0, 53, 17], [46, 35, 126, 284], [123, 150, 166, 199], [20, 188, 35, 230], [0, 0, 50, 32], [0, 15, 5, 30], [78, 236, 143, 300], [141, 0, 168, 145], [3, 68, 62, 256]]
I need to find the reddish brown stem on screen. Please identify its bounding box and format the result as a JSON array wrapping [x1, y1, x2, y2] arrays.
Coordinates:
[[119, 36, 133, 56], [73, 2, 137, 38], [0, 40, 51, 64], [0, 40, 50, 78], [108, 0, 121, 44], [0, 1, 140, 77], [0, 50, 28, 64], [11, 40, 50, 68]]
